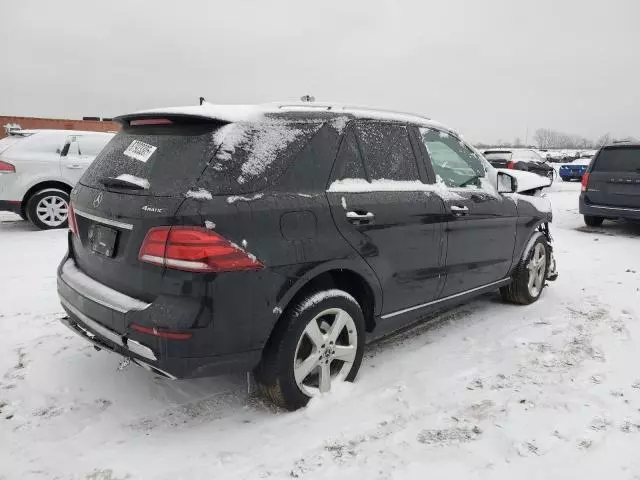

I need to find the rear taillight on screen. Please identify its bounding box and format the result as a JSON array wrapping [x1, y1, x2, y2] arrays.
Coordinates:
[[138, 226, 264, 273], [506, 161, 515, 169], [130, 323, 192, 340], [68, 203, 78, 236], [581, 172, 590, 192], [0, 160, 15, 173]]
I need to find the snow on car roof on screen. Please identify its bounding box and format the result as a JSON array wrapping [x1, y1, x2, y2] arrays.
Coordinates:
[[120, 101, 453, 132]]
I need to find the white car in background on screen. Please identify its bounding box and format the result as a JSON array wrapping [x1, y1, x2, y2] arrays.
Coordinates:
[[0, 130, 114, 229]]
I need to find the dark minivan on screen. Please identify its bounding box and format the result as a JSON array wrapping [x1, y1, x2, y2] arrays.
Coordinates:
[[57, 102, 557, 410], [580, 142, 640, 226]]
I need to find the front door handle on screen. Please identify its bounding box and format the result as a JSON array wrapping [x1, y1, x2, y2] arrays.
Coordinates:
[[66, 164, 83, 169], [346, 211, 375, 223], [450, 205, 469, 216]]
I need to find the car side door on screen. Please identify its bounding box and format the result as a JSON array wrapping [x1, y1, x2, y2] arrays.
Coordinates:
[[327, 121, 446, 319], [60, 135, 102, 184], [417, 127, 517, 297]]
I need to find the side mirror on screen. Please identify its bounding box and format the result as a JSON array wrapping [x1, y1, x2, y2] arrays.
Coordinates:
[[497, 171, 517, 194]]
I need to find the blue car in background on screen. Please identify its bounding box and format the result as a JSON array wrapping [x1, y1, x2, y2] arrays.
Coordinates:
[[559, 157, 592, 181]]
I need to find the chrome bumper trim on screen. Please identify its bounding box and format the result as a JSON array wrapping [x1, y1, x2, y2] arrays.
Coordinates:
[[60, 259, 150, 314], [74, 208, 134, 230]]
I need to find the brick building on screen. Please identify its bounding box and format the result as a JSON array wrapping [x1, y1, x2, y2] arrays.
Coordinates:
[[0, 116, 119, 139]]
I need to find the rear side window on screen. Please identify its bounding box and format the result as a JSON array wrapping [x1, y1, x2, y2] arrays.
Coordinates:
[[355, 123, 419, 181], [334, 129, 366, 180], [592, 147, 640, 173], [81, 120, 321, 196]]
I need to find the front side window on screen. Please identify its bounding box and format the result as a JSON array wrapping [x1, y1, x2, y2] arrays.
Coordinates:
[[355, 123, 420, 181], [420, 128, 484, 188]]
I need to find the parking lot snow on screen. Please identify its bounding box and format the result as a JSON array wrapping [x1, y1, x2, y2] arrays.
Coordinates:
[[1, 182, 640, 479]]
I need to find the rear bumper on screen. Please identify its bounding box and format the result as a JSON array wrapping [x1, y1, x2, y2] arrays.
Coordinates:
[[57, 257, 261, 378], [0, 199, 22, 215], [579, 195, 640, 220], [559, 170, 584, 179]]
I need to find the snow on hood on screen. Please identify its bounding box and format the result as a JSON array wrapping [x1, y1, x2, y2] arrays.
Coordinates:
[[497, 169, 552, 193]]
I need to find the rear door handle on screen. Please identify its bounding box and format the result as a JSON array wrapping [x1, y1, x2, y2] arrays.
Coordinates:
[[346, 211, 375, 223], [450, 205, 469, 216]]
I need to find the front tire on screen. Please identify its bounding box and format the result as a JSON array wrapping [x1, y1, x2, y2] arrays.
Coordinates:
[[255, 290, 365, 411], [584, 215, 604, 227], [26, 189, 70, 230], [501, 234, 550, 305]]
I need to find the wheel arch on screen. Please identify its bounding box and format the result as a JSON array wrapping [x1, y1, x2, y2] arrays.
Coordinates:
[[21, 180, 73, 217], [510, 221, 551, 276], [269, 261, 382, 344]]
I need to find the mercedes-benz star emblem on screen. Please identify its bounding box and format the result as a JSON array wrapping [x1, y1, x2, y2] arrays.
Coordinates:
[[93, 192, 103, 208]]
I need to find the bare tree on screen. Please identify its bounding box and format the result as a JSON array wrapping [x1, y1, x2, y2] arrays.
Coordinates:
[[533, 128, 556, 149], [596, 133, 613, 147]]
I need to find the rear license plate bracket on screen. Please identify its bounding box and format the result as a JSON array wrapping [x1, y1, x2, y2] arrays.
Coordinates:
[[90, 224, 118, 257]]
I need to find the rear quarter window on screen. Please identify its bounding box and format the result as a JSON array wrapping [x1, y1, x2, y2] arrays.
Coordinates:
[[592, 147, 640, 173]]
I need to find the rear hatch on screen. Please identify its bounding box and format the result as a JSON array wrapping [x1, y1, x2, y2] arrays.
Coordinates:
[[70, 114, 323, 303], [70, 119, 227, 301], [585, 146, 640, 209]]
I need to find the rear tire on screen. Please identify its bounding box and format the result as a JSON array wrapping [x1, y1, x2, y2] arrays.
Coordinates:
[[26, 188, 70, 230], [583, 215, 604, 227], [501, 234, 550, 305], [255, 290, 365, 411]]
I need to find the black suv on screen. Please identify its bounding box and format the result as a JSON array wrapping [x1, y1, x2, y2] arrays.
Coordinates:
[[580, 142, 640, 226], [57, 103, 558, 410]]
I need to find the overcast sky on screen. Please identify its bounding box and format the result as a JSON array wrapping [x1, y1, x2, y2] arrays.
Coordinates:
[[1, 0, 638, 143]]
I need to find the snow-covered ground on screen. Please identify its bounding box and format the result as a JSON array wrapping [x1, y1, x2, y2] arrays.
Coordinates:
[[1, 181, 640, 480]]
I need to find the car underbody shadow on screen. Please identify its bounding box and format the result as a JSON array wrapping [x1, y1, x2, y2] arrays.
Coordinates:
[[576, 220, 640, 238]]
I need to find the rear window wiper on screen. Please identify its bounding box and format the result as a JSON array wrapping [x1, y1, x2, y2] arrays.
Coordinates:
[[99, 175, 150, 190]]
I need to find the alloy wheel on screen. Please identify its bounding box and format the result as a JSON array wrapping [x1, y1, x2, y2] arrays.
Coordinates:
[[527, 243, 547, 297], [293, 308, 358, 397], [36, 195, 69, 227]]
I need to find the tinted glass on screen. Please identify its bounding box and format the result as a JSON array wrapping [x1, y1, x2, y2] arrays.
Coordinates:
[[334, 129, 366, 180], [420, 128, 484, 188], [81, 121, 321, 196], [592, 147, 640, 173], [355, 123, 419, 181]]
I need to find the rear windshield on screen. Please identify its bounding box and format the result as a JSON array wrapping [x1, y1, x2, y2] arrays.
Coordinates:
[[592, 147, 640, 173], [0, 136, 23, 154], [80, 120, 322, 196], [484, 152, 512, 161]]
